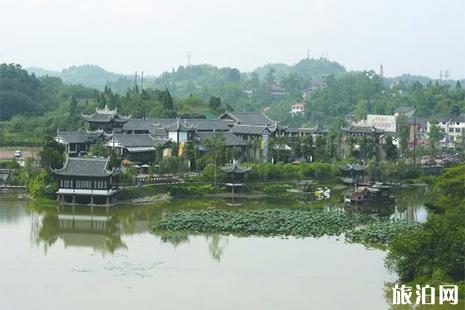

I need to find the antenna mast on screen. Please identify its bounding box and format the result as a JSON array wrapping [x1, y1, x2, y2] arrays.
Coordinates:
[[134, 70, 138, 91], [187, 50, 192, 66]]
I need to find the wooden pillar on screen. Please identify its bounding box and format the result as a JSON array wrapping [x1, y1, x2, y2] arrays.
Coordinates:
[[90, 195, 94, 206], [72, 195, 76, 204]]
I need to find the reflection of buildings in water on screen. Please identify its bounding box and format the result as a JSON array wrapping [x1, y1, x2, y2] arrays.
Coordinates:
[[32, 203, 231, 259], [36, 210, 127, 253], [351, 204, 396, 217], [391, 188, 429, 222], [391, 204, 428, 223], [157, 231, 190, 247], [207, 234, 228, 262]]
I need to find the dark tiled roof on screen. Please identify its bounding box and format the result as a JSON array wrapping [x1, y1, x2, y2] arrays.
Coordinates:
[[52, 157, 118, 177], [82, 106, 129, 123], [56, 131, 104, 144], [285, 127, 328, 134], [406, 117, 427, 127], [186, 119, 230, 131], [394, 106, 415, 113], [343, 126, 383, 134], [341, 164, 366, 171], [221, 163, 251, 174], [163, 119, 196, 131], [111, 134, 169, 147], [151, 118, 230, 131], [0, 169, 11, 182], [230, 124, 271, 135], [219, 111, 275, 126], [450, 113, 465, 123], [149, 118, 176, 127], [123, 119, 155, 132], [195, 132, 247, 146]]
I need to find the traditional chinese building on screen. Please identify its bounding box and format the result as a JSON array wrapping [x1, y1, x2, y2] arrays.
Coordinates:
[[52, 157, 121, 206], [55, 130, 107, 157], [219, 111, 275, 127], [342, 125, 384, 143], [221, 163, 251, 194], [106, 134, 170, 164], [340, 164, 366, 184], [162, 118, 196, 143], [0, 169, 12, 187], [282, 125, 328, 138], [82, 105, 129, 133]]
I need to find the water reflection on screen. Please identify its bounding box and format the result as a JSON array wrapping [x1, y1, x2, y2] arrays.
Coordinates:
[[0, 190, 449, 310], [26, 187, 432, 257], [330, 187, 430, 222], [35, 210, 127, 253]]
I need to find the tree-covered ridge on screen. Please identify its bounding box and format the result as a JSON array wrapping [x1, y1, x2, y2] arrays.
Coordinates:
[[27, 64, 123, 90], [3, 61, 465, 147], [22, 60, 465, 130], [305, 71, 465, 125], [254, 57, 346, 80], [0, 64, 224, 145], [0, 64, 96, 121]]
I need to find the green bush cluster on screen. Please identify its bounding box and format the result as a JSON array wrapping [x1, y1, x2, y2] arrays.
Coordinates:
[[246, 162, 339, 182], [346, 220, 421, 245], [262, 184, 293, 198], [166, 184, 217, 197]]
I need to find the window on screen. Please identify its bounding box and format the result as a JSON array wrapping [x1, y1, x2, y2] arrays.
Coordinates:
[[62, 179, 72, 188], [449, 128, 454, 133]]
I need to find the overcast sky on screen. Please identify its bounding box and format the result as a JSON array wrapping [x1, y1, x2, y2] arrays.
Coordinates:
[[1, 0, 464, 78]]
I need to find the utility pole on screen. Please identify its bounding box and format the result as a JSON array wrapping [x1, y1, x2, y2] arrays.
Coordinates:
[[187, 50, 192, 66], [306, 49, 310, 59], [413, 117, 417, 166], [141, 71, 144, 90], [134, 70, 138, 91]]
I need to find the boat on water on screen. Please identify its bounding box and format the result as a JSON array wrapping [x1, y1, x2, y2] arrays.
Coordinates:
[[286, 180, 331, 200], [347, 183, 395, 204]]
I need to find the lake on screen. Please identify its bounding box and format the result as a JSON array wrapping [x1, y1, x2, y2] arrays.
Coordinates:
[[0, 188, 458, 309]]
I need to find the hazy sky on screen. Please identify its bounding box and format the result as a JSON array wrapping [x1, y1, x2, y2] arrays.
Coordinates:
[[1, 0, 464, 78]]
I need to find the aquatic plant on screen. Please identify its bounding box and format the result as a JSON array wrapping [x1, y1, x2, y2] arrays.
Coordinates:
[[154, 209, 368, 238], [345, 220, 421, 245]]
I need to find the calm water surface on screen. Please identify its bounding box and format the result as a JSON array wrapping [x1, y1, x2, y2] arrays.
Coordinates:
[[0, 189, 460, 310]]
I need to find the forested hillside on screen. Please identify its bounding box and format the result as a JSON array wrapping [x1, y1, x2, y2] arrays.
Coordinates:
[[27, 64, 123, 90], [2, 61, 464, 146]]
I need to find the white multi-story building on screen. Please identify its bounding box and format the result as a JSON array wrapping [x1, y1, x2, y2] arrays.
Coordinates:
[[290, 103, 305, 116], [427, 114, 465, 148], [355, 114, 396, 133]]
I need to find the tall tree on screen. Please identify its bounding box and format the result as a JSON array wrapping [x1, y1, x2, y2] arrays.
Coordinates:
[[39, 137, 65, 169], [162, 89, 174, 111], [209, 96, 221, 112], [428, 121, 444, 156]]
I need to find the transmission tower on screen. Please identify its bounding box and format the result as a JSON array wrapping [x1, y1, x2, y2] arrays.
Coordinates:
[[187, 51, 192, 66]]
